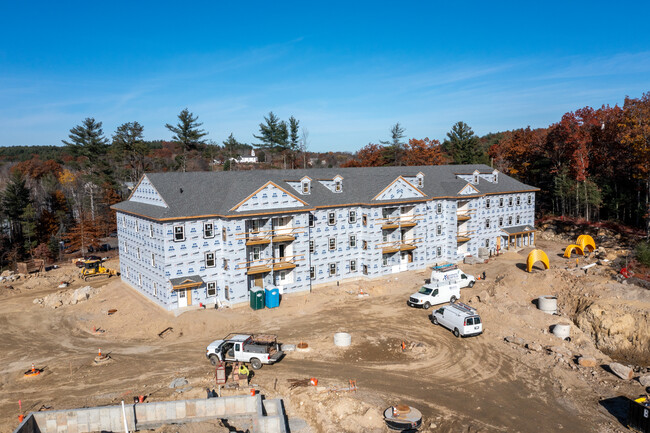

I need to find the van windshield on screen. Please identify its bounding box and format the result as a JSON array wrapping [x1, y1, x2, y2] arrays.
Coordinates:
[[418, 287, 432, 295]]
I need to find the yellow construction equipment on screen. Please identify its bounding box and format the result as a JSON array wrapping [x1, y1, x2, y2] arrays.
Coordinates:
[[576, 235, 596, 253], [563, 244, 584, 258], [80, 258, 118, 281], [526, 249, 549, 272]]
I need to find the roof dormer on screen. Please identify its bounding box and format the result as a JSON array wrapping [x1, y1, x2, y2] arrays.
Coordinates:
[[416, 172, 424, 188], [334, 175, 343, 193], [300, 176, 311, 195], [492, 169, 498, 184], [472, 170, 480, 184]]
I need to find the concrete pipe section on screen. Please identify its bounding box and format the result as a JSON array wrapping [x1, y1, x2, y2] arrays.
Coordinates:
[[552, 323, 571, 340], [333, 332, 351, 347], [537, 296, 557, 315]]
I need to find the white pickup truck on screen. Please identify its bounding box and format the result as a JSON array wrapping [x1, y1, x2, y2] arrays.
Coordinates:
[[206, 333, 284, 370], [407, 280, 460, 310], [429, 265, 475, 288]]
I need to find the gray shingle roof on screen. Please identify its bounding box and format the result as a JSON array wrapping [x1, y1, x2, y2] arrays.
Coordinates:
[[111, 164, 538, 220], [501, 224, 536, 234]]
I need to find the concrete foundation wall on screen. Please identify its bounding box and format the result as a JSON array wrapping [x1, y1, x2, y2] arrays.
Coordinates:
[[12, 395, 287, 433]]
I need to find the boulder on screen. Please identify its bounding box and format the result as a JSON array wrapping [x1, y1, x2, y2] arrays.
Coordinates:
[[638, 375, 650, 387], [526, 342, 542, 352], [609, 362, 634, 380], [578, 356, 597, 368], [505, 336, 526, 346], [169, 377, 189, 389]]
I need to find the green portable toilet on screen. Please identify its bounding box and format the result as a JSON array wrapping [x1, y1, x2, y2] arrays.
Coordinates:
[[250, 287, 265, 310]]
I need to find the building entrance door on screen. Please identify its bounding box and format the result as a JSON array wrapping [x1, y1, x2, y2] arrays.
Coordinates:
[[178, 289, 188, 308]]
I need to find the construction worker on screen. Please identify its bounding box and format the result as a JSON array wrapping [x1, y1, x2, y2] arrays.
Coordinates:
[[239, 363, 250, 383]]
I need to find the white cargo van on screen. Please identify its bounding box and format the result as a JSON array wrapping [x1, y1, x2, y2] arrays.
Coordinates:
[[430, 264, 475, 288], [407, 280, 460, 309], [431, 302, 483, 337]]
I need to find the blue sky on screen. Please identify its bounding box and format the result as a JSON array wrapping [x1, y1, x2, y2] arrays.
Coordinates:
[[1, 1, 649, 152]]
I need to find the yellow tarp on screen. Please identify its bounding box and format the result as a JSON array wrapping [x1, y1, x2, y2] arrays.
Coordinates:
[[563, 244, 584, 258], [576, 235, 596, 252], [527, 249, 549, 272]]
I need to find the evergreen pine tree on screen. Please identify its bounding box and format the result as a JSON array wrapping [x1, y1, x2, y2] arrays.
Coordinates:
[[165, 109, 208, 172], [443, 121, 485, 164]]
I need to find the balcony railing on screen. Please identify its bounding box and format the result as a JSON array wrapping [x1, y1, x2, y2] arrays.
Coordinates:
[[456, 231, 474, 243], [456, 210, 474, 222], [238, 254, 304, 275], [378, 238, 422, 254], [236, 226, 305, 245], [378, 214, 423, 230]]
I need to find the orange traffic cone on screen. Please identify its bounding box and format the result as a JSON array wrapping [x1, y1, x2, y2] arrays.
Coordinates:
[[98, 348, 102, 357], [31, 363, 36, 374], [401, 341, 406, 351], [310, 378, 318, 386]]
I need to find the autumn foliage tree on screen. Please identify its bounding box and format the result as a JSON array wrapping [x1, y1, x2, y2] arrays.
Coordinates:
[[403, 138, 447, 166], [64, 212, 104, 254]]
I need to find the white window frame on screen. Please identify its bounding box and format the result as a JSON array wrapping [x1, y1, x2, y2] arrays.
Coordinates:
[[124, 241, 128, 254], [153, 282, 157, 296], [138, 273, 142, 286], [328, 211, 336, 225], [508, 216, 513, 225], [204, 222, 214, 238], [417, 175, 423, 188], [174, 225, 185, 242], [485, 219, 490, 229], [149, 224, 154, 238], [207, 282, 216, 297], [122, 216, 126, 228], [528, 195, 532, 205], [329, 237, 336, 251], [516, 215, 520, 224], [349, 235, 357, 247], [205, 252, 216, 268], [348, 210, 357, 224], [135, 221, 139, 232], [335, 180, 342, 192], [382, 255, 388, 266], [509, 197, 513, 207], [516, 196, 521, 206], [302, 182, 310, 194], [473, 174, 478, 183], [137, 247, 141, 260], [383, 232, 388, 242], [436, 246, 442, 257], [350, 260, 357, 272], [499, 217, 503, 227], [329, 263, 336, 276], [252, 246, 261, 261], [486, 198, 490, 209], [309, 214, 315, 228], [310, 266, 315, 279], [309, 240, 314, 253], [151, 253, 155, 267], [436, 203, 442, 214], [436, 225, 442, 236], [499, 198, 504, 207], [485, 239, 490, 248]]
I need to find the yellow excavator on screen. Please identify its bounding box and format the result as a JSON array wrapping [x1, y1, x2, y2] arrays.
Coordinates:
[[80, 257, 118, 281]]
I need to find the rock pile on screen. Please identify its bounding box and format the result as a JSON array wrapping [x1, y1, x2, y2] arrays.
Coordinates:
[[34, 286, 99, 309]]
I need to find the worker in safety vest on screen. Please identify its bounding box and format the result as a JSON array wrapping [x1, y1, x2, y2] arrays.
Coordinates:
[[239, 363, 250, 378]]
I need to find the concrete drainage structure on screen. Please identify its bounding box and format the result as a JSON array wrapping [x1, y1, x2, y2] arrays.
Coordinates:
[[12, 394, 287, 433], [334, 332, 351, 347], [552, 323, 571, 340], [537, 296, 557, 315]]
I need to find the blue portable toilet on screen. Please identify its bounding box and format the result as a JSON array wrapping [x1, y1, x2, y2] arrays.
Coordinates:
[[265, 287, 280, 308]]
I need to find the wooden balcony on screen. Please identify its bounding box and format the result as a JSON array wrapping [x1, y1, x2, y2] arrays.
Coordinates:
[[456, 231, 473, 243], [246, 234, 271, 246], [381, 242, 418, 254], [456, 210, 473, 222], [273, 260, 297, 271], [381, 218, 400, 230], [241, 254, 303, 275], [271, 234, 296, 243]]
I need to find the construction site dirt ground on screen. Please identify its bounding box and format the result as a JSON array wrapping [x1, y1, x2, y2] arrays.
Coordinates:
[[1, 237, 649, 433]]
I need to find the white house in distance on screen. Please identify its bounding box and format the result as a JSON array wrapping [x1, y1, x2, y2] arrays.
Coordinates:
[[111, 164, 538, 310], [228, 149, 258, 164]]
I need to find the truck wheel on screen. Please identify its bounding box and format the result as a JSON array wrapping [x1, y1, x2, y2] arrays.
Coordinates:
[[250, 358, 262, 370], [423, 302, 431, 310], [209, 355, 219, 366], [468, 281, 475, 288], [453, 328, 460, 338], [450, 296, 457, 303], [432, 316, 439, 325]]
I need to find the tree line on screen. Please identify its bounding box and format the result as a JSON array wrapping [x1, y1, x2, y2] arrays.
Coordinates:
[[1, 91, 649, 270]]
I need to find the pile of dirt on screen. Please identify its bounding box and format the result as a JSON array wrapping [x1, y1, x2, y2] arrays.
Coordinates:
[[574, 298, 650, 366], [288, 387, 385, 433], [33, 285, 100, 309]]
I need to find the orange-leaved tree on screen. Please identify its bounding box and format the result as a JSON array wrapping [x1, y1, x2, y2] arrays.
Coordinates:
[[64, 212, 103, 254], [403, 138, 447, 166], [341, 143, 387, 167]]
